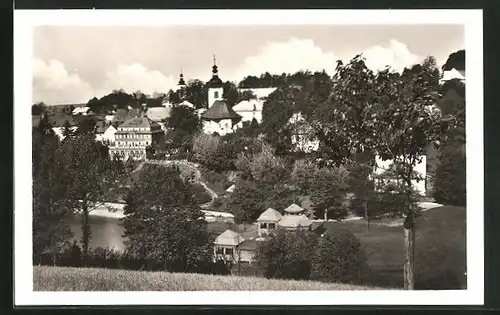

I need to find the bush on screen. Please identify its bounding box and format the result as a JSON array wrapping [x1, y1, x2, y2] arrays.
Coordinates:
[[311, 228, 366, 284], [255, 230, 318, 281], [191, 183, 212, 204], [433, 144, 466, 206]]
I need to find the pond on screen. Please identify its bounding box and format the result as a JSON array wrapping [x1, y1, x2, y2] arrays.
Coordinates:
[[67, 214, 125, 252]]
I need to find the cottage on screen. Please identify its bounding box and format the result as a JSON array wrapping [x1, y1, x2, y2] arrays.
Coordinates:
[[256, 207, 282, 237], [236, 239, 259, 264], [214, 229, 244, 262], [277, 204, 312, 231]]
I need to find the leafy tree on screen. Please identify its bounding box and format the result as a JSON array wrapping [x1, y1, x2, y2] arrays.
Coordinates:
[[311, 55, 449, 289], [164, 105, 201, 153], [222, 81, 240, 107], [32, 124, 73, 265], [433, 143, 466, 206], [191, 133, 220, 164], [185, 79, 208, 109], [311, 229, 366, 284], [32, 102, 47, 115], [442, 49, 465, 71], [255, 229, 318, 280], [122, 164, 212, 271], [62, 120, 74, 140], [57, 130, 114, 257]]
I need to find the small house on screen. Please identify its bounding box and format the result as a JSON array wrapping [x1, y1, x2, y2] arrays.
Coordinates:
[[256, 207, 282, 237], [236, 239, 258, 264], [277, 203, 312, 231], [214, 229, 244, 262]]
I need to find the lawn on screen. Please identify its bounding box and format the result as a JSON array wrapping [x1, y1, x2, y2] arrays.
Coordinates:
[[324, 205, 467, 289], [33, 266, 384, 291]]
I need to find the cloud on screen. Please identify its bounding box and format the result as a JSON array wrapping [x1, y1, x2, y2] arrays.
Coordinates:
[[100, 63, 178, 96], [362, 39, 420, 72], [32, 58, 94, 104], [231, 37, 340, 80]]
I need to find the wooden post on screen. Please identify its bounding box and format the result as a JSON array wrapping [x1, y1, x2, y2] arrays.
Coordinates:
[[403, 214, 415, 290]]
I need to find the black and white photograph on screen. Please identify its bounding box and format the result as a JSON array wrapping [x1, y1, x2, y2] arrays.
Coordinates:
[[14, 9, 483, 306]]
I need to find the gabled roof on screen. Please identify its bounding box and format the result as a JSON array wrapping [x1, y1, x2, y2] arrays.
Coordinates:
[[257, 208, 283, 222], [214, 229, 244, 246], [278, 214, 312, 228], [201, 100, 242, 121], [237, 239, 259, 251], [146, 107, 171, 122], [284, 203, 304, 214], [120, 116, 160, 129], [226, 184, 236, 193], [440, 68, 466, 83]]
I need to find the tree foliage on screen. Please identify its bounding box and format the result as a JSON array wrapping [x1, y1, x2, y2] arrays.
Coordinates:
[[311, 229, 365, 283], [164, 104, 201, 153], [255, 230, 318, 280], [442, 49, 465, 71], [433, 143, 466, 206], [122, 165, 212, 271]]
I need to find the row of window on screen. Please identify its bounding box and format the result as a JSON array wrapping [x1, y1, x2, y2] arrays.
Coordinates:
[[116, 134, 151, 140], [259, 222, 276, 229], [116, 141, 149, 147], [118, 127, 149, 132], [215, 247, 234, 255], [111, 150, 146, 157]]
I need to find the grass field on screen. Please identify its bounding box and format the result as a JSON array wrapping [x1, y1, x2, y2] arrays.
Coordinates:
[[33, 266, 384, 291], [324, 205, 467, 289]]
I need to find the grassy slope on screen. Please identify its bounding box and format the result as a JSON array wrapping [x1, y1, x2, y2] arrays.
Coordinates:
[[33, 266, 383, 291], [325, 205, 466, 289]]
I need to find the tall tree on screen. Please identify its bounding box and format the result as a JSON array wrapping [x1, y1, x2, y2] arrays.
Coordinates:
[[185, 79, 208, 109], [442, 49, 465, 71], [164, 104, 201, 153], [57, 128, 114, 257], [32, 122, 73, 264], [311, 55, 449, 289], [122, 164, 212, 271]]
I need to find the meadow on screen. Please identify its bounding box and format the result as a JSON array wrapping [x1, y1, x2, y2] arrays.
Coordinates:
[[33, 266, 383, 291]]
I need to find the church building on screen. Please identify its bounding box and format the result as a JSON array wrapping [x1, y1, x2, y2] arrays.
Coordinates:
[[200, 57, 242, 136]]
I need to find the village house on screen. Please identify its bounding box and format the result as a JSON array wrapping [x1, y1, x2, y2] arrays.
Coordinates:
[[439, 68, 465, 85], [109, 115, 163, 160], [95, 121, 117, 145], [213, 203, 323, 264], [233, 87, 277, 127]]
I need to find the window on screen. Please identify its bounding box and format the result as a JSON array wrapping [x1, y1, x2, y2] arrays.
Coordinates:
[[216, 247, 224, 255], [268, 223, 276, 229], [214, 91, 219, 98], [225, 248, 234, 256], [260, 223, 267, 229]]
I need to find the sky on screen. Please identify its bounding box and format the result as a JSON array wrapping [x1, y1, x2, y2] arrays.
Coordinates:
[[33, 24, 464, 105]]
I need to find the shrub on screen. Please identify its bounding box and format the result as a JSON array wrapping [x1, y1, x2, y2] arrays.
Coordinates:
[[191, 183, 212, 204], [433, 144, 466, 206], [311, 228, 366, 284], [255, 230, 318, 281]]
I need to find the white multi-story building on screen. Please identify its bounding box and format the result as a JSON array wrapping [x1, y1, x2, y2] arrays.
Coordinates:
[[109, 116, 163, 160], [233, 87, 277, 127]]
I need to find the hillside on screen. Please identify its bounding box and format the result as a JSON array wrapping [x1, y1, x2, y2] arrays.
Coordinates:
[[33, 266, 383, 291]]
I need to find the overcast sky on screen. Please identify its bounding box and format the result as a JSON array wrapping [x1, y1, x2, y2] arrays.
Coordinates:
[[33, 24, 464, 105]]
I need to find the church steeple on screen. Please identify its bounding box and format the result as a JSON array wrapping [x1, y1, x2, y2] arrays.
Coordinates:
[[178, 69, 186, 87], [207, 54, 223, 88]]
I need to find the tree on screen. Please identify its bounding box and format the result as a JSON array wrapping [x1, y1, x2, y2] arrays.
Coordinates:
[[32, 102, 47, 115], [433, 143, 466, 206], [164, 104, 201, 153], [311, 229, 365, 283], [442, 49, 465, 71], [311, 55, 449, 289], [185, 79, 208, 109], [57, 129, 114, 258], [191, 133, 220, 164], [122, 164, 212, 271], [255, 229, 318, 280], [222, 81, 240, 107], [32, 124, 73, 265], [62, 120, 74, 140]]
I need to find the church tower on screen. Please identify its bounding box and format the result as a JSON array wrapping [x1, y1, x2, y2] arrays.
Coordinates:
[[177, 70, 187, 100], [206, 55, 224, 108]]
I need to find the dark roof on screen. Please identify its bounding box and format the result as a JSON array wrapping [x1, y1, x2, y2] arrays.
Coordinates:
[[237, 239, 259, 251], [119, 116, 161, 130], [206, 64, 223, 88], [201, 100, 242, 121]]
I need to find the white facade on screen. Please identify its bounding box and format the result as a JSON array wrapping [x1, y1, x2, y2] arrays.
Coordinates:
[[202, 119, 237, 136], [208, 86, 224, 108], [439, 68, 465, 85], [374, 155, 427, 196], [96, 125, 117, 144], [233, 100, 264, 128]]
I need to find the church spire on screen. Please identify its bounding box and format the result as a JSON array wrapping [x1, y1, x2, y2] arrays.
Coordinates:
[[178, 69, 186, 87], [212, 54, 218, 76]]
